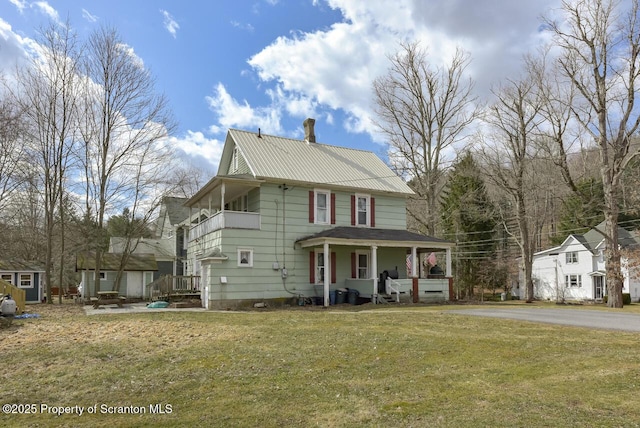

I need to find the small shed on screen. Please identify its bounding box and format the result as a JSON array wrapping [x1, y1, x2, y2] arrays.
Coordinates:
[[76, 252, 158, 299], [0, 259, 45, 303]]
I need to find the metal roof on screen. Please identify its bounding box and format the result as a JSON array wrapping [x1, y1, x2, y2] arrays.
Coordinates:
[[228, 129, 414, 195], [0, 259, 45, 272], [76, 252, 158, 271], [296, 226, 454, 249]]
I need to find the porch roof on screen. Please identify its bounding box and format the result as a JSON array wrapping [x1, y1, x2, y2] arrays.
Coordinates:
[[296, 226, 455, 249], [184, 175, 264, 209]]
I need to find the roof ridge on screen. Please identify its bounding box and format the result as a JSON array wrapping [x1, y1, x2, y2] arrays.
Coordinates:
[[228, 128, 381, 155]]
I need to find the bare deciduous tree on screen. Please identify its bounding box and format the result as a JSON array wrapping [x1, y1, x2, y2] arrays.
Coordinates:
[[479, 74, 547, 303], [7, 21, 80, 303], [373, 41, 480, 235], [544, 0, 640, 307], [78, 26, 175, 296]]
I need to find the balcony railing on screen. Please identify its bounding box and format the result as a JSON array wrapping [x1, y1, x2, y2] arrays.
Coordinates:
[[189, 211, 260, 242]]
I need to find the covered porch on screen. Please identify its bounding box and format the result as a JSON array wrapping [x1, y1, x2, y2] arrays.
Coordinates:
[[296, 227, 455, 307], [184, 174, 264, 242]]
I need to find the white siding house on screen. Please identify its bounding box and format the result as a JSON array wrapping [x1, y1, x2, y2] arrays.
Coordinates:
[[518, 223, 640, 302]]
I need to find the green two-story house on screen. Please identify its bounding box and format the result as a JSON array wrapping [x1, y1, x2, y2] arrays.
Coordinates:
[[184, 119, 454, 309]]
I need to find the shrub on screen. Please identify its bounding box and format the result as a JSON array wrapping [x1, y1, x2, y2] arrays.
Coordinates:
[[602, 294, 632, 305]]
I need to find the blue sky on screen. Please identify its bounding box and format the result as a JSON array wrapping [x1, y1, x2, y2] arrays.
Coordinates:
[[0, 0, 562, 175]]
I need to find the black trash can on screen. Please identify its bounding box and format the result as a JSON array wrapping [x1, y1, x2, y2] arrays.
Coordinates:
[[348, 289, 360, 305], [335, 288, 347, 304]]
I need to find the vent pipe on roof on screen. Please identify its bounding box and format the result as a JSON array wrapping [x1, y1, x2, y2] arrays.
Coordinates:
[[303, 118, 316, 143], [258, 128, 261, 138]]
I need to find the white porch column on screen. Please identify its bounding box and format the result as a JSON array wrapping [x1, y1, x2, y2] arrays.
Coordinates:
[[221, 182, 226, 212], [411, 246, 418, 278], [371, 245, 378, 303], [323, 242, 330, 307], [446, 247, 452, 277]]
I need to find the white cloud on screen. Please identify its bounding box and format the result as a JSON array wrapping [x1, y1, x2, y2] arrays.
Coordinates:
[[116, 43, 144, 69], [242, 0, 562, 142], [32, 1, 60, 24], [160, 10, 179, 39], [167, 131, 224, 172], [230, 21, 255, 32], [82, 8, 99, 23], [206, 83, 283, 135], [8, 0, 27, 13]]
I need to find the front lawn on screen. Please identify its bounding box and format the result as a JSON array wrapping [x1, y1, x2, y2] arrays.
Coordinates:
[[1, 303, 639, 427]]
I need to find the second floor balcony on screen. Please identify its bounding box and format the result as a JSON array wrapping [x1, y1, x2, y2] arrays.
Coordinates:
[[189, 210, 261, 242]]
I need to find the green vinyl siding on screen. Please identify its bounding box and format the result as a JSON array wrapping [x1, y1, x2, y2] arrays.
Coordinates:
[[197, 183, 412, 302]]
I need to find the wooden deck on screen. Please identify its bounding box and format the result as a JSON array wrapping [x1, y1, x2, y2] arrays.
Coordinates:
[[146, 275, 201, 302]]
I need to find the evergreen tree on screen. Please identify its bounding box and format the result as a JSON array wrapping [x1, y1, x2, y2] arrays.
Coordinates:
[[441, 152, 497, 298]]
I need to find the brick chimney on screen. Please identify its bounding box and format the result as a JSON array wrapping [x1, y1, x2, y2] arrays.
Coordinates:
[[303, 118, 316, 143]]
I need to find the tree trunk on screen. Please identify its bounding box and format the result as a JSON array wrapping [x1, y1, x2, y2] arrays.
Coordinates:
[[603, 182, 623, 307]]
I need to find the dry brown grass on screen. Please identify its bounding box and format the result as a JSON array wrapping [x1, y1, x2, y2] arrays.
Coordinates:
[[2, 301, 640, 427]]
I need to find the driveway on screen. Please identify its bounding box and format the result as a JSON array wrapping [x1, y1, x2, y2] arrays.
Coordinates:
[[448, 307, 640, 332]]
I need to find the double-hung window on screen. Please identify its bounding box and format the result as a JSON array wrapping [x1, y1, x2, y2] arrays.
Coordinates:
[[356, 194, 370, 226], [566, 252, 578, 264], [1, 274, 12, 284], [315, 190, 330, 224], [357, 251, 370, 279], [19, 273, 33, 288], [565, 274, 582, 288], [316, 252, 325, 284]]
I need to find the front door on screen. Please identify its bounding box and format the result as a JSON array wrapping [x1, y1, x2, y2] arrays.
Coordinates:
[[594, 276, 604, 301]]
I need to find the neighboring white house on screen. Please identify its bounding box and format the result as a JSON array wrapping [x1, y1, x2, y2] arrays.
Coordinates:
[[517, 223, 640, 302]]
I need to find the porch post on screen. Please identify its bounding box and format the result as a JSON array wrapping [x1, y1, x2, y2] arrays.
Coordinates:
[[323, 242, 330, 308], [221, 182, 226, 212], [371, 245, 378, 303], [446, 247, 452, 277], [411, 247, 417, 278]]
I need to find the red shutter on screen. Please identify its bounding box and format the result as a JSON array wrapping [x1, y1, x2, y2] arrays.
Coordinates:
[[309, 251, 315, 284], [309, 191, 314, 223], [370, 197, 375, 227], [351, 252, 356, 278], [351, 195, 356, 226], [331, 193, 336, 224], [331, 252, 337, 283]]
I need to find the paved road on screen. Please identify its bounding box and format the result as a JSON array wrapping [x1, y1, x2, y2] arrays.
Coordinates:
[[448, 307, 640, 332]]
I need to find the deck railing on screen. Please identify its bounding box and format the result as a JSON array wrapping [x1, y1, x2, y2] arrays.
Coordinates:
[[145, 275, 201, 301], [189, 211, 260, 242], [0, 280, 25, 314]]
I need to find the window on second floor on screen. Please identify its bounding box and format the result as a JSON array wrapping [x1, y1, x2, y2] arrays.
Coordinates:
[[566, 252, 578, 264], [315, 190, 330, 224], [351, 194, 375, 227], [356, 194, 370, 226]]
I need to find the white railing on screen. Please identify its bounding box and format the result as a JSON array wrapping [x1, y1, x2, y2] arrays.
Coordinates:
[[386, 278, 402, 303], [189, 211, 260, 241]]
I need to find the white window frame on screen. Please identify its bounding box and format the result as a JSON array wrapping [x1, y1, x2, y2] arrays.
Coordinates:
[[232, 147, 239, 172], [316, 251, 325, 284], [314, 189, 331, 225], [18, 273, 33, 289], [356, 251, 370, 279], [1, 273, 13, 284], [238, 248, 254, 267], [92, 272, 106, 280], [355, 194, 370, 227], [565, 274, 582, 288], [565, 252, 578, 264]]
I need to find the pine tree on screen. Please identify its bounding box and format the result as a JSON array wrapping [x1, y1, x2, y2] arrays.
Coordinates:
[[441, 152, 497, 298]]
